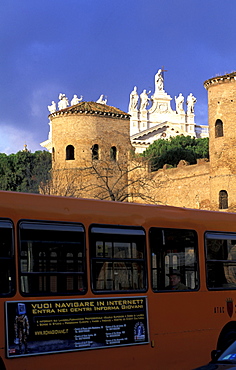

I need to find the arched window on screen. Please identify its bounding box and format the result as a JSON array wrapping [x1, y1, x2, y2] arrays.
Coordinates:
[[110, 146, 117, 161], [66, 145, 75, 160], [92, 144, 99, 160], [219, 190, 228, 209], [215, 119, 223, 138]]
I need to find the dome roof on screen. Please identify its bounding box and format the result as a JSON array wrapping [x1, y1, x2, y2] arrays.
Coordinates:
[[50, 101, 130, 119]]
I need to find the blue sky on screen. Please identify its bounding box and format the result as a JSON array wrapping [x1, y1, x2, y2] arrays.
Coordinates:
[[0, 0, 235, 154]]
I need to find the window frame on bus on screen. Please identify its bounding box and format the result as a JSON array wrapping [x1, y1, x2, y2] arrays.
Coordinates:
[[0, 218, 15, 297], [149, 227, 199, 292], [18, 220, 87, 296], [205, 231, 236, 290], [89, 224, 147, 293]]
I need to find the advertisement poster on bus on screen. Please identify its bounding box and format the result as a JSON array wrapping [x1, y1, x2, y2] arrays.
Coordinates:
[[5, 297, 149, 358]]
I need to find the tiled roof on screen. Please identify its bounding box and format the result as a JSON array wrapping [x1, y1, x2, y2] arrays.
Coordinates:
[[50, 101, 130, 119]]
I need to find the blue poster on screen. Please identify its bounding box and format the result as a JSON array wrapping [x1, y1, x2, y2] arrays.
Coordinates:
[[5, 297, 149, 358]]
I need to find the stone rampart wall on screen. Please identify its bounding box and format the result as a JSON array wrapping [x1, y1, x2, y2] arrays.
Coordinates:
[[151, 160, 211, 209]]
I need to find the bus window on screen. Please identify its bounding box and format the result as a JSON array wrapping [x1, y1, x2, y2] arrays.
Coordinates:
[[206, 232, 236, 289], [0, 220, 15, 296], [19, 221, 86, 295], [90, 225, 147, 292], [149, 228, 199, 291]]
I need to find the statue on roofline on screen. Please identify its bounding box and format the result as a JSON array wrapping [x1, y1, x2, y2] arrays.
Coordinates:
[[140, 89, 151, 111], [71, 94, 83, 106], [175, 93, 185, 114], [128, 86, 139, 111], [96, 95, 107, 104], [58, 93, 69, 110], [155, 69, 164, 92], [187, 93, 197, 114], [47, 101, 56, 114]]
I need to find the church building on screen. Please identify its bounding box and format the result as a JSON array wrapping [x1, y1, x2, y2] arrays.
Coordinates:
[[128, 69, 208, 153]]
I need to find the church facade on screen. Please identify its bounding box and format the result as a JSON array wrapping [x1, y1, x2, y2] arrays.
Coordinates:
[[128, 69, 208, 153]]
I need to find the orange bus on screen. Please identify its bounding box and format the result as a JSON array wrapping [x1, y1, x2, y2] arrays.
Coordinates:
[[1, 190, 236, 370]]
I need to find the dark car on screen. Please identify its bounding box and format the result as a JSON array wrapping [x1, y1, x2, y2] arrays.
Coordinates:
[[193, 341, 236, 369]]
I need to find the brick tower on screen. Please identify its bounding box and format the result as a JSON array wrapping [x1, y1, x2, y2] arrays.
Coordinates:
[[204, 72, 236, 210], [44, 101, 132, 199]]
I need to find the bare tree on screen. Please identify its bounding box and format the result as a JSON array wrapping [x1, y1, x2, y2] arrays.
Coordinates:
[[85, 157, 160, 203], [39, 166, 84, 197], [41, 155, 160, 204]]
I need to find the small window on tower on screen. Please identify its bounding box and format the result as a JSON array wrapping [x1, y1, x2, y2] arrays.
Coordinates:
[[92, 144, 99, 160], [219, 190, 228, 209], [66, 145, 75, 160], [215, 119, 223, 138], [110, 146, 117, 161], [52, 147, 55, 161]]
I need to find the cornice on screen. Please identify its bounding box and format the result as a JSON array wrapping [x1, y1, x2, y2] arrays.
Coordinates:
[[204, 72, 236, 90]]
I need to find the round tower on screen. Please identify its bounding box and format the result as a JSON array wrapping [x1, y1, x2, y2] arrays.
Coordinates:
[[49, 101, 131, 166], [204, 72, 236, 210], [46, 101, 132, 198]]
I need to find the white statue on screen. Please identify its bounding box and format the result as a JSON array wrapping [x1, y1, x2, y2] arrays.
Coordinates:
[[71, 94, 83, 106], [187, 93, 197, 114], [58, 93, 69, 110], [48, 101, 56, 114], [128, 86, 139, 111], [96, 94, 107, 104], [175, 93, 184, 114], [140, 89, 150, 111], [155, 69, 164, 92]]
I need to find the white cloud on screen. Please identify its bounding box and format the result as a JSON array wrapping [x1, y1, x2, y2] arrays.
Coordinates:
[[0, 124, 44, 154]]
